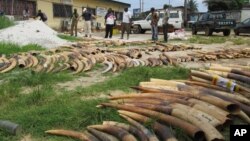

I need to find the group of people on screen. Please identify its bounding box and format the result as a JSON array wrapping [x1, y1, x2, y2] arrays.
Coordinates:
[[104, 7, 132, 39], [70, 7, 132, 39], [70, 8, 95, 37], [103, 6, 169, 42], [23, 8, 47, 22], [21, 6, 169, 41], [150, 6, 170, 42]]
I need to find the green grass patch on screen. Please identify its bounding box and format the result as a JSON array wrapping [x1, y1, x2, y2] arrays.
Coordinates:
[[0, 16, 15, 29], [188, 35, 227, 44], [230, 37, 250, 45], [57, 34, 82, 42], [0, 42, 44, 55], [0, 66, 190, 141], [78, 66, 189, 96]]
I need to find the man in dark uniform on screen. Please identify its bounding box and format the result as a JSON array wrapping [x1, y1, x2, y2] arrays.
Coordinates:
[[71, 9, 79, 36], [36, 10, 47, 23]]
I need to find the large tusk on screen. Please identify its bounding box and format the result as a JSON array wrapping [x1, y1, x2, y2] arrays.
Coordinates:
[[171, 108, 224, 141], [170, 103, 222, 128], [45, 129, 93, 141], [103, 121, 148, 141], [119, 110, 177, 141], [119, 114, 159, 141], [87, 127, 119, 141], [100, 103, 204, 140], [88, 124, 137, 141]]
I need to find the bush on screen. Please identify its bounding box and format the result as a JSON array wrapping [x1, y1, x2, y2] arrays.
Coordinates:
[[0, 16, 15, 29]]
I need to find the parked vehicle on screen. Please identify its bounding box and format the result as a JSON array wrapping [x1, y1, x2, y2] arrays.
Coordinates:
[[132, 10, 183, 34], [192, 12, 236, 36], [234, 18, 250, 35]]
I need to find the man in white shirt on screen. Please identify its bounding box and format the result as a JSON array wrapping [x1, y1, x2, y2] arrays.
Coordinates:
[[120, 8, 132, 40]]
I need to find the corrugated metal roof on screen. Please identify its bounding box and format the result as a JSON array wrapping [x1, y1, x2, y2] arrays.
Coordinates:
[[103, 0, 131, 7]]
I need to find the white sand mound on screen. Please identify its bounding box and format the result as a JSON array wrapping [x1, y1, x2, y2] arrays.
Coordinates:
[[0, 20, 69, 48]]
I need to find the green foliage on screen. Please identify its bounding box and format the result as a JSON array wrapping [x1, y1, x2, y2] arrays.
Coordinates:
[[0, 42, 44, 55], [189, 35, 227, 44], [203, 0, 244, 11], [163, 4, 172, 9], [57, 34, 82, 42], [78, 66, 189, 96], [189, 35, 250, 45], [0, 66, 189, 140], [0, 16, 14, 29], [188, 0, 198, 13]]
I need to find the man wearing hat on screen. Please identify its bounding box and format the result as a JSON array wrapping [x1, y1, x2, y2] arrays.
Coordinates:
[[82, 8, 95, 38], [71, 8, 79, 36]]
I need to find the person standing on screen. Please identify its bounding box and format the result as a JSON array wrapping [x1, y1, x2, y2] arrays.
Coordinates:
[[162, 7, 170, 42], [104, 8, 116, 38], [23, 7, 30, 20], [82, 8, 95, 38], [150, 7, 159, 41], [71, 8, 79, 37], [36, 10, 47, 23], [120, 8, 132, 40]]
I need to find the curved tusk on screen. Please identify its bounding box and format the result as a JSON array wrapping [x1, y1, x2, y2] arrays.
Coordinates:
[[0, 58, 17, 73], [87, 127, 119, 141], [102, 61, 113, 73], [103, 121, 148, 141], [88, 124, 137, 141], [72, 59, 84, 74], [119, 114, 159, 141], [119, 110, 177, 141], [100, 103, 205, 141]]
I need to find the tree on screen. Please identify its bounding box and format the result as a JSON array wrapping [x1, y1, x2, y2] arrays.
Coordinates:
[[188, 0, 198, 13], [203, 0, 244, 11], [163, 4, 172, 9]]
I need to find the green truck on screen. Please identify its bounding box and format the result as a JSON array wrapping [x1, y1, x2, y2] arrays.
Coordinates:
[[192, 12, 236, 36]]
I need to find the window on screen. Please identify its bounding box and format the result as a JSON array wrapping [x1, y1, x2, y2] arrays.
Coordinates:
[[170, 13, 179, 18], [159, 13, 164, 18], [115, 11, 123, 20], [243, 18, 250, 24], [53, 3, 72, 18], [146, 14, 152, 20]]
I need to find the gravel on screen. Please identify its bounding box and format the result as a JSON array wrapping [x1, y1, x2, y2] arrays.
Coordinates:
[[0, 20, 69, 48]]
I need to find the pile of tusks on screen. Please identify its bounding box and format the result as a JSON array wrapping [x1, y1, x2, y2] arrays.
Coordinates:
[[45, 64, 250, 141], [71, 38, 154, 47], [186, 48, 250, 62], [0, 43, 199, 74]]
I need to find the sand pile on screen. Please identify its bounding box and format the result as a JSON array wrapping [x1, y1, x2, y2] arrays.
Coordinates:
[[0, 20, 69, 48]]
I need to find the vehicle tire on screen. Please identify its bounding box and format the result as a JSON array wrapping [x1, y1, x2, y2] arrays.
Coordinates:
[[140, 29, 146, 34], [192, 27, 197, 35], [234, 30, 239, 36], [223, 30, 231, 36], [205, 27, 212, 36], [133, 25, 142, 34]]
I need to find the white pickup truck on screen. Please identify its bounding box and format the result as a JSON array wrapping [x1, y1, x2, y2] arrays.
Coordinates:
[[132, 10, 183, 34]]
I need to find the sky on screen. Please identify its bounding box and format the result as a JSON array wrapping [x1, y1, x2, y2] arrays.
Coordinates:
[[116, 0, 208, 12]]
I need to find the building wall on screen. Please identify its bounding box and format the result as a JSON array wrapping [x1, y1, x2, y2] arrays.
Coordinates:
[[36, 0, 128, 30]]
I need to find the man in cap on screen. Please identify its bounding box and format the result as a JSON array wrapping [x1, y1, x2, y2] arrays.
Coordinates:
[[82, 8, 95, 38]]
